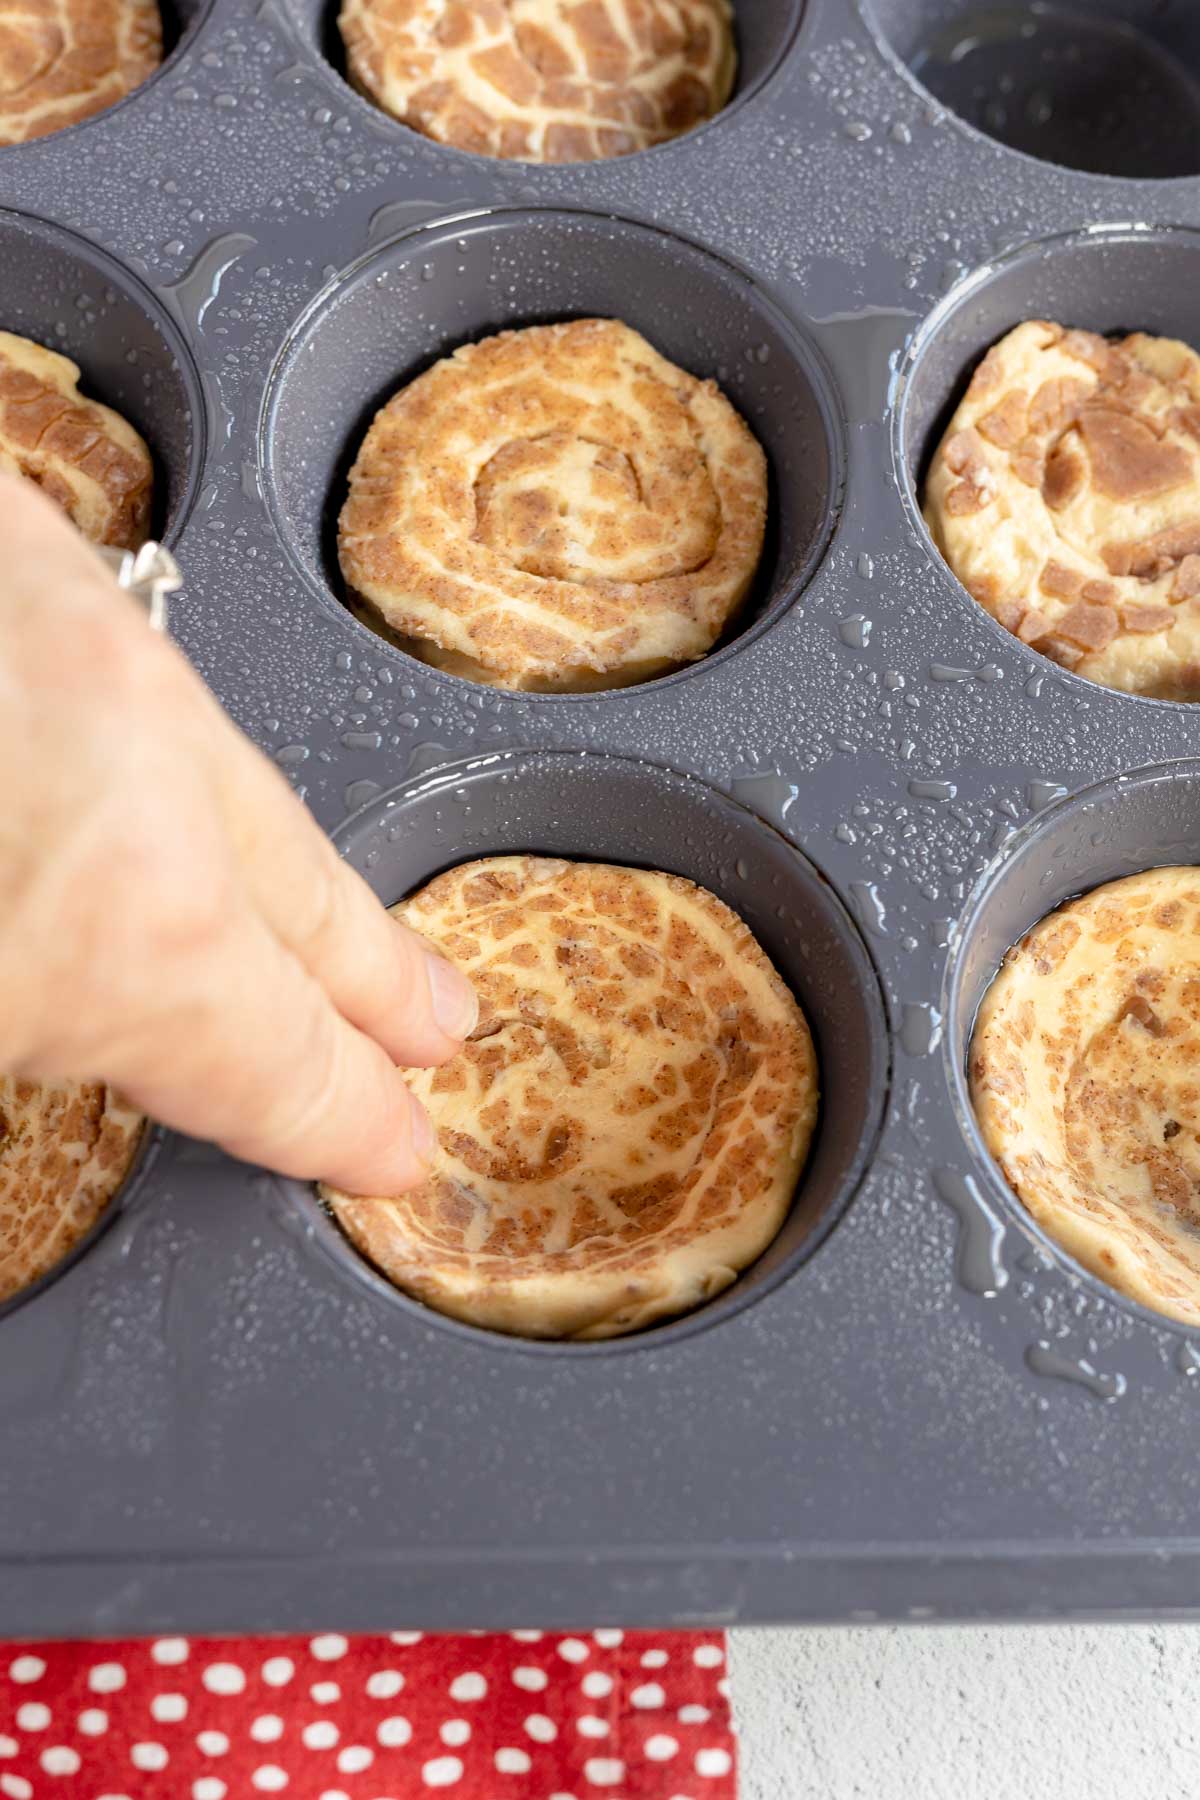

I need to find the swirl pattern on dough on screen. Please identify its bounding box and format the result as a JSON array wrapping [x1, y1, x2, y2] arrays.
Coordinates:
[[971, 866, 1200, 1326], [925, 321, 1200, 700], [324, 855, 818, 1340], [337, 0, 735, 162], [0, 0, 160, 143], [0, 331, 153, 547], [0, 1077, 143, 1303], [338, 318, 768, 691]]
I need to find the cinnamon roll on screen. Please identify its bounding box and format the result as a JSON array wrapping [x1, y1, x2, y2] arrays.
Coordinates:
[[338, 318, 768, 691], [0, 0, 161, 143], [324, 855, 818, 1339]]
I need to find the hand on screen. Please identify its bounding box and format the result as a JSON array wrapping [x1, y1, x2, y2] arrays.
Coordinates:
[[0, 473, 476, 1193]]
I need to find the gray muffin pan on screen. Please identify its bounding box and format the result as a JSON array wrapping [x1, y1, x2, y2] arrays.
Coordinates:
[[6, 0, 1200, 1636]]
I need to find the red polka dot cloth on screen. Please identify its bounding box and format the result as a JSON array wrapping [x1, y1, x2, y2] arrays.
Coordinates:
[[0, 1630, 735, 1798]]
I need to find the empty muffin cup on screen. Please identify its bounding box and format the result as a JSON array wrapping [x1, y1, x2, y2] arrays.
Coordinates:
[[298, 750, 888, 1351], [862, 0, 1200, 178]]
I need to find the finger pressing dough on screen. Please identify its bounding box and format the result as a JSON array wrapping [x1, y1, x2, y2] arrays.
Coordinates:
[[0, 1077, 143, 1304], [0, 331, 153, 546], [0, 0, 161, 143], [323, 855, 818, 1340], [971, 866, 1200, 1326], [338, 0, 735, 162], [925, 320, 1200, 700], [338, 318, 768, 691]]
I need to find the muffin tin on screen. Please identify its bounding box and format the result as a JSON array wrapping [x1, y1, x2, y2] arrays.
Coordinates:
[[5, 0, 1200, 1636]]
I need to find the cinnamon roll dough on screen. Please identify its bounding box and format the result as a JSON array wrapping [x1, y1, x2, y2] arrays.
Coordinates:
[[338, 0, 735, 162], [0, 331, 153, 547], [338, 318, 768, 691], [925, 321, 1200, 700], [324, 856, 818, 1339], [0, 0, 161, 143], [971, 866, 1200, 1326], [0, 1077, 143, 1303]]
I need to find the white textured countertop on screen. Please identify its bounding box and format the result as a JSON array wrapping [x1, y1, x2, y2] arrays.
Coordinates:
[[731, 1625, 1194, 1798]]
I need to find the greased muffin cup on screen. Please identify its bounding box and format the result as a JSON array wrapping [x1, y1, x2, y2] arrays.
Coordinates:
[[12, 0, 1200, 1639]]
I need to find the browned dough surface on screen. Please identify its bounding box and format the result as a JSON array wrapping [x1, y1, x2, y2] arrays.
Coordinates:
[[0, 0, 161, 142], [0, 330, 153, 546], [338, 318, 767, 692], [972, 866, 1200, 1326], [324, 855, 818, 1339], [0, 1077, 143, 1303], [337, 0, 736, 161], [925, 321, 1200, 700]]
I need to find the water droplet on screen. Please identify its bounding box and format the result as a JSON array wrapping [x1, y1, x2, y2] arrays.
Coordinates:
[[275, 744, 309, 766], [932, 1168, 1007, 1296], [161, 232, 255, 334], [908, 779, 956, 801], [849, 881, 888, 936], [342, 730, 382, 750], [856, 552, 875, 579], [839, 615, 872, 649], [844, 120, 873, 141], [1027, 780, 1067, 810], [900, 1003, 943, 1056], [344, 779, 382, 812], [1025, 1342, 1125, 1402]]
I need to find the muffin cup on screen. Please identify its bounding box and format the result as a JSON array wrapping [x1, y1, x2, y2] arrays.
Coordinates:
[[294, 749, 889, 1353]]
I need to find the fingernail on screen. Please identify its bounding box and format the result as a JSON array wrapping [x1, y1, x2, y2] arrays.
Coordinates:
[[425, 951, 478, 1040], [409, 1091, 437, 1164]]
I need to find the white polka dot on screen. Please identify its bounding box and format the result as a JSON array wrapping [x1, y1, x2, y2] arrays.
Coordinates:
[[365, 1670, 404, 1699], [377, 1715, 412, 1748], [692, 1645, 724, 1669], [577, 1717, 609, 1738], [262, 1658, 294, 1688], [303, 1722, 339, 1751], [131, 1743, 169, 1772], [193, 1782, 226, 1800], [524, 1713, 557, 1743], [250, 1715, 284, 1744], [696, 1747, 732, 1777], [311, 1682, 340, 1705], [440, 1720, 470, 1747], [510, 1630, 543, 1643], [202, 1663, 245, 1697], [196, 1731, 229, 1757], [1, 1775, 33, 1799], [9, 1656, 44, 1684], [496, 1747, 531, 1774], [40, 1747, 80, 1776], [632, 1683, 666, 1709], [16, 1704, 49, 1731], [389, 1631, 423, 1645], [310, 1635, 348, 1662], [89, 1663, 127, 1694], [151, 1694, 187, 1724], [582, 1671, 613, 1699], [645, 1734, 680, 1761], [641, 1649, 669, 1668], [557, 1638, 589, 1663], [318, 1792, 350, 1800], [716, 1678, 731, 1700], [422, 1757, 463, 1788], [593, 1630, 623, 1648], [336, 1746, 373, 1774], [95, 1794, 133, 1800], [449, 1672, 486, 1702], [513, 1666, 548, 1692], [251, 1766, 288, 1792], [584, 1758, 625, 1786], [152, 1639, 189, 1666], [679, 1705, 710, 1724], [0, 1739, 14, 1758], [549, 1793, 578, 1800]]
